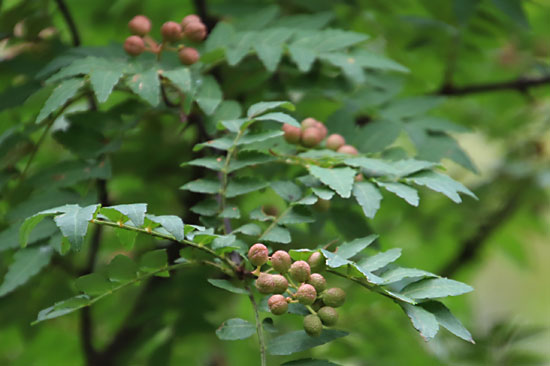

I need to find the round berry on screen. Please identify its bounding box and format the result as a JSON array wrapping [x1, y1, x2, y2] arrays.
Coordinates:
[[303, 314, 323, 337], [181, 14, 201, 28], [296, 283, 317, 305], [355, 174, 364, 182], [282, 124, 301, 144], [337, 144, 359, 155], [315, 121, 328, 140], [268, 294, 288, 315], [161, 21, 182, 42], [128, 15, 151, 36], [289, 260, 311, 283], [248, 243, 269, 267], [318, 306, 339, 326], [322, 287, 346, 308], [178, 47, 200, 65], [272, 274, 289, 294], [301, 127, 323, 147], [301, 117, 318, 129], [311, 298, 325, 311], [307, 252, 326, 273], [308, 273, 327, 292], [271, 250, 291, 273], [326, 134, 345, 151], [184, 21, 207, 41], [255, 273, 275, 294], [124, 36, 145, 56]]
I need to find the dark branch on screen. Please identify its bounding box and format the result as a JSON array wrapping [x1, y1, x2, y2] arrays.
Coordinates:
[[54, 0, 81, 47], [436, 76, 550, 96], [192, 0, 218, 30]]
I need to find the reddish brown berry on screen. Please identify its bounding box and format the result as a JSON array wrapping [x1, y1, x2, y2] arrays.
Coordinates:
[[268, 294, 288, 315], [315, 121, 328, 140], [183, 21, 207, 41], [296, 283, 317, 305], [128, 15, 151, 36], [326, 134, 345, 151], [322, 287, 346, 308], [354, 174, 364, 182], [301, 117, 318, 130], [337, 144, 359, 155], [282, 124, 301, 144], [308, 252, 326, 273], [301, 127, 323, 148], [263, 205, 279, 217], [161, 21, 182, 42], [248, 243, 269, 267], [124, 36, 145, 56], [308, 273, 327, 292], [271, 250, 291, 273], [318, 306, 339, 326], [303, 314, 323, 337], [181, 14, 202, 28], [272, 274, 289, 294], [255, 273, 275, 294], [289, 260, 311, 283], [178, 47, 200, 65]]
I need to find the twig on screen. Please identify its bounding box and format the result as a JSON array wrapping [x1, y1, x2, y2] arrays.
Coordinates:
[[246, 284, 267, 366], [54, 0, 81, 46]]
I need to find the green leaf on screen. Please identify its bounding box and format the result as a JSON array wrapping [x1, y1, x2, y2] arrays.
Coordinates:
[[407, 171, 477, 203], [260, 226, 291, 244], [233, 223, 262, 236], [219, 205, 240, 219], [107, 204, 147, 227], [336, 234, 378, 259], [351, 50, 409, 73], [282, 359, 341, 366], [377, 182, 419, 206], [193, 135, 234, 151], [196, 75, 222, 115], [344, 157, 398, 177], [252, 28, 294, 72], [0, 246, 53, 297], [162, 67, 193, 93], [140, 249, 168, 273], [353, 182, 383, 219], [380, 97, 445, 120], [33, 295, 91, 325], [255, 112, 300, 127], [311, 187, 335, 200], [308, 166, 356, 198], [226, 178, 268, 198], [180, 179, 221, 194], [399, 302, 439, 341], [279, 207, 315, 225], [288, 44, 317, 72], [190, 199, 218, 216], [127, 66, 160, 106], [358, 248, 401, 272], [53, 204, 99, 250], [238, 130, 284, 146], [320, 249, 350, 268], [2, 220, 57, 252], [216, 318, 256, 340], [491, 0, 528, 27], [247, 101, 295, 118], [147, 214, 184, 241], [421, 301, 474, 343], [19, 210, 63, 248], [381, 267, 438, 285], [358, 119, 402, 153], [89, 65, 124, 103], [107, 255, 138, 283], [75, 273, 112, 296], [401, 278, 473, 300], [268, 329, 348, 355], [36, 78, 83, 123], [116, 228, 138, 250], [228, 151, 275, 172], [185, 156, 224, 171], [226, 31, 255, 65], [271, 181, 302, 202], [207, 279, 248, 295]]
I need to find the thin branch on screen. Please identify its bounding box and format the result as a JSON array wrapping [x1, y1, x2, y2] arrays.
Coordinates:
[[436, 76, 550, 96], [246, 284, 267, 366], [54, 0, 81, 47]]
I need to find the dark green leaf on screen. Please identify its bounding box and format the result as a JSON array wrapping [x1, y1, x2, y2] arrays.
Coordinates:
[[271, 181, 302, 202], [358, 248, 402, 272], [401, 278, 474, 300], [377, 182, 419, 206], [226, 178, 268, 198], [282, 359, 341, 366], [147, 214, 184, 241], [75, 273, 112, 296], [207, 279, 248, 295], [336, 234, 378, 259], [407, 171, 477, 203], [247, 101, 295, 118], [196, 75, 222, 115], [107, 255, 138, 283], [140, 249, 168, 273], [308, 166, 356, 198], [33, 295, 91, 325], [268, 329, 348, 355], [180, 179, 221, 194], [127, 66, 160, 106], [36, 78, 84, 123], [163, 67, 193, 93], [353, 182, 383, 219], [260, 226, 291, 244], [216, 318, 256, 340], [399, 302, 439, 341], [421, 301, 474, 343], [0, 246, 53, 297]]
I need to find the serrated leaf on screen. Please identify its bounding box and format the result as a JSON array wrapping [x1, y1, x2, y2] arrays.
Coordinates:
[[308, 166, 356, 198], [162, 67, 193, 93], [107, 255, 138, 282], [353, 182, 382, 219], [271, 181, 302, 202], [2, 220, 56, 252], [288, 44, 317, 72], [247, 101, 295, 118], [33, 295, 91, 325], [261, 226, 291, 243], [268, 329, 348, 355], [380, 97, 445, 120], [75, 273, 112, 296], [279, 207, 314, 225], [228, 151, 275, 172], [190, 199, 219, 216], [311, 187, 335, 200], [401, 278, 473, 300], [252, 28, 294, 72], [358, 248, 401, 272], [53, 204, 99, 250], [207, 279, 248, 295], [255, 112, 300, 127], [185, 156, 224, 171], [381, 267, 439, 285], [358, 119, 402, 153], [36, 78, 83, 123], [89, 66, 124, 103], [233, 223, 262, 236], [107, 204, 147, 227], [212, 234, 237, 250], [180, 179, 221, 194], [352, 50, 409, 73], [216, 318, 256, 340], [140, 249, 168, 273], [116, 229, 137, 250], [147, 214, 184, 241], [196, 75, 222, 115], [399, 302, 439, 341], [320, 249, 350, 268], [407, 171, 477, 203], [238, 130, 284, 145], [377, 182, 419, 206], [194, 135, 234, 151], [127, 67, 160, 106], [335, 234, 378, 259], [0, 246, 53, 297], [219, 206, 240, 219], [226, 32, 255, 65], [421, 301, 474, 343], [226, 178, 268, 198]]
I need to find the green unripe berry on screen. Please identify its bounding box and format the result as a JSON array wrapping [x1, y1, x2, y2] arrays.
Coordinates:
[[301, 127, 323, 148], [268, 294, 288, 315], [123, 36, 145, 56], [307, 252, 326, 273], [307, 273, 327, 292], [282, 124, 301, 144], [161, 21, 182, 42], [326, 134, 345, 151], [289, 260, 311, 283], [318, 306, 339, 326], [296, 283, 317, 305], [271, 250, 291, 273], [255, 273, 275, 294], [272, 274, 289, 294], [128, 15, 151, 36], [178, 47, 200, 65], [322, 287, 346, 308], [337, 144, 358, 155], [248, 243, 269, 267], [303, 314, 323, 337]]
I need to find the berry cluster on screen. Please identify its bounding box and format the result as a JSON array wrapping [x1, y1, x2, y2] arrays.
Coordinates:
[[123, 14, 207, 65], [282, 118, 359, 155], [248, 244, 346, 337]]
